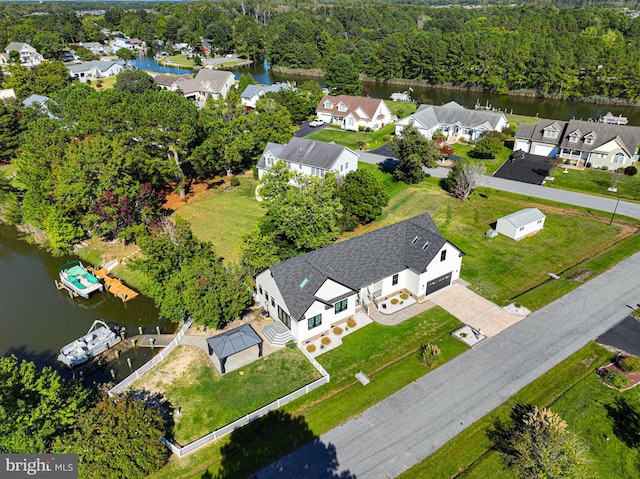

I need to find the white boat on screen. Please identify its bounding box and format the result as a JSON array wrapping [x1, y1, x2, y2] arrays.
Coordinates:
[[57, 320, 122, 368], [59, 260, 104, 299], [599, 112, 628, 125]]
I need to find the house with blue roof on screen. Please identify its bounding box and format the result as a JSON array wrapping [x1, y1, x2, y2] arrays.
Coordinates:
[[255, 213, 464, 344], [240, 83, 291, 109]]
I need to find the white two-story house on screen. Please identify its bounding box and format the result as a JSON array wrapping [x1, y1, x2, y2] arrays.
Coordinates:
[[177, 68, 235, 103], [4, 42, 44, 66], [316, 95, 392, 131], [255, 213, 464, 344], [256, 137, 358, 180], [514, 119, 640, 169], [395, 101, 507, 143]]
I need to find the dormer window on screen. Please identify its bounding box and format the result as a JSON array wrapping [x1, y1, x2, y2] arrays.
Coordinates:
[[337, 102, 348, 112], [584, 137, 593, 145], [543, 128, 558, 139], [569, 135, 578, 143], [324, 100, 333, 109]]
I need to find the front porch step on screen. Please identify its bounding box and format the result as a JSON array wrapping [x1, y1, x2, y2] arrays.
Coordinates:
[[262, 322, 294, 347]]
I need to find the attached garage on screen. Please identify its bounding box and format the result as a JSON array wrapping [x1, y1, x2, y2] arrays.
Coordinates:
[[426, 272, 452, 295], [532, 144, 556, 157]]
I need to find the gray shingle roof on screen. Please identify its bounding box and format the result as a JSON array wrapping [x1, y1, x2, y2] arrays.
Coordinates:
[[280, 137, 353, 169], [256, 142, 284, 170], [498, 208, 545, 228], [67, 60, 120, 74], [409, 101, 505, 131], [206, 324, 262, 360], [178, 68, 234, 95], [267, 213, 463, 320]]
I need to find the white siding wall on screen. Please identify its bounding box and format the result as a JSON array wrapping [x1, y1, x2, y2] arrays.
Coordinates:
[[514, 139, 532, 153], [255, 270, 291, 323], [496, 218, 545, 240], [298, 295, 357, 343], [417, 243, 463, 297]]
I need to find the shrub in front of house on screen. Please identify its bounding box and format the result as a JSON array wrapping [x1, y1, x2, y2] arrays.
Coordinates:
[[333, 326, 343, 335], [307, 344, 316, 353], [230, 178, 240, 187], [619, 356, 640, 372], [285, 340, 297, 350], [418, 343, 441, 368], [321, 336, 331, 345], [347, 317, 356, 328], [625, 166, 638, 176], [601, 369, 630, 389]]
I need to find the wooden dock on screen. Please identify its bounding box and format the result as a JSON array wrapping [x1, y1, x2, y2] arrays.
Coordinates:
[[87, 266, 139, 302], [72, 333, 174, 379]]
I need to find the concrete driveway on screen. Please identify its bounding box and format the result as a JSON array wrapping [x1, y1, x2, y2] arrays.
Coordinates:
[[428, 284, 526, 337]]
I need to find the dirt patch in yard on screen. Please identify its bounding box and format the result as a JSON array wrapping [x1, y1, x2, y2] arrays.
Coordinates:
[[129, 345, 212, 396], [566, 269, 594, 282]]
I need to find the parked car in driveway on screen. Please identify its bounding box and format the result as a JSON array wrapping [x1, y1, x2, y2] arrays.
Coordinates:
[[309, 119, 325, 127]]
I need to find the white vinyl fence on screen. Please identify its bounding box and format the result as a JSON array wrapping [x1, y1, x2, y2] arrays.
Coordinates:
[[107, 318, 193, 397], [160, 346, 330, 458]]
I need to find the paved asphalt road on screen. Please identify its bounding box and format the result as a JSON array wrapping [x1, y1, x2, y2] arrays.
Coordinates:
[[358, 151, 640, 221], [256, 252, 640, 479]]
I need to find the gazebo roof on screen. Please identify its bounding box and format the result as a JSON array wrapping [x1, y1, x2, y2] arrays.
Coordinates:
[[206, 324, 262, 360]]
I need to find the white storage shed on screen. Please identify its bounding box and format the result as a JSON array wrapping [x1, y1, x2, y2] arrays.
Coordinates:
[[496, 208, 546, 241]]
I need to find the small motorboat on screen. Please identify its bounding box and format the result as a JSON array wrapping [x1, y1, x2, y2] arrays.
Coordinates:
[[57, 320, 122, 368], [59, 260, 104, 299]]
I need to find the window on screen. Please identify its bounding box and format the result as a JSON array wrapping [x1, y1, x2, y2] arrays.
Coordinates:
[[345, 162, 348, 170], [519, 227, 525, 231], [569, 135, 578, 143], [271, 297, 275, 307], [308, 314, 322, 330], [412, 235, 420, 244], [347, 117, 355, 126], [265, 292, 269, 301], [392, 274, 399, 286], [543, 129, 557, 139], [259, 286, 263, 295], [338, 103, 347, 112], [613, 153, 625, 164], [334, 299, 348, 314], [440, 250, 447, 262], [537, 219, 542, 224], [584, 137, 593, 145], [324, 101, 332, 109]]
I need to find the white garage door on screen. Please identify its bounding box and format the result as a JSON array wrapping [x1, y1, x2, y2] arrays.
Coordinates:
[[532, 144, 554, 156]]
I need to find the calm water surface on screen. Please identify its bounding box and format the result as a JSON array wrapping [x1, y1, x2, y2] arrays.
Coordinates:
[[0, 224, 172, 383]]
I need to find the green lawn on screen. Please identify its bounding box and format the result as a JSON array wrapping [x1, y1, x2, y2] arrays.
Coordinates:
[[549, 167, 640, 202], [133, 346, 321, 444], [305, 122, 397, 151], [452, 143, 512, 175], [354, 164, 639, 309], [172, 172, 264, 263], [161, 54, 196, 68], [150, 308, 467, 478], [92, 76, 117, 90], [0, 162, 16, 179], [387, 100, 418, 118]]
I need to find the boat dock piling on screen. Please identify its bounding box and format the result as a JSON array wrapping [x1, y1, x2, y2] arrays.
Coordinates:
[[87, 265, 139, 302]]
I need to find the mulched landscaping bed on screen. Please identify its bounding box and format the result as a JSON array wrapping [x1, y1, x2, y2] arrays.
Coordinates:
[[599, 362, 640, 390]]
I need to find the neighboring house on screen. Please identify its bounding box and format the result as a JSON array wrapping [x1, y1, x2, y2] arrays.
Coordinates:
[[4, 42, 44, 66], [201, 40, 212, 57], [153, 74, 192, 91], [256, 137, 358, 180], [255, 213, 464, 344], [112, 37, 134, 51], [0, 53, 8, 64], [316, 95, 392, 131], [240, 83, 290, 109], [128, 38, 145, 50], [396, 101, 508, 143], [496, 208, 546, 241], [80, 42, 106, 56], [514, 118, 640, 169], [174, 42, 190, 51], [23, 94, 55, 118], [177, 68, 235, 102], [0, 88, 16, 101], [67, 60, 124, 81]]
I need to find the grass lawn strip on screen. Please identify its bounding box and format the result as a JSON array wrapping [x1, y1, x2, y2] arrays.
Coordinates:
[[548, 166, 640, 203], [398, 342, 612, 479], [131, 345, 321, 445], [149, 309, 466, 478]]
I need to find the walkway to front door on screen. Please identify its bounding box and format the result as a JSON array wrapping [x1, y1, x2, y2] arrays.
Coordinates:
[[428, 284, 528, 337]]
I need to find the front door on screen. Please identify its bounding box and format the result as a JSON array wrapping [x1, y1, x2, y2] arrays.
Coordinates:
[[278, 305, 291, 329], [426, 272, 452, 295]]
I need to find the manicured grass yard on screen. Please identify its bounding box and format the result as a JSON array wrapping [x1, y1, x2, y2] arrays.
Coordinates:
[[452, 143, 512, 175], [133, 345, 321, 445], [162, 54, 196, 68], [399, 342, 615, 479], [172, 172, 264, 263], [355, 163, 639, 310], [150, 308, 467, 478], [549, 167, 640, 202]]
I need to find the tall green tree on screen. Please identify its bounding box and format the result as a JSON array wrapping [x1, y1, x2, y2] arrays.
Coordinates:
[[115, 47, 136, 65], [114, 70, 157, 94], [55, 393, 169, 479], [325, 54, 362, 96], [337, 169, 389, 230], [0, 355, 92, 453], [33, 60, 71, 97], [391, 125, 440, 184], [0, 102, 24, 161]]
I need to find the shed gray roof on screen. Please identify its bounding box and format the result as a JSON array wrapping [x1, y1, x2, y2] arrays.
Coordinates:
[[409, 101, 505, 131], [266, 213, 463, 320], [206, 324, 262, 360], [498, 208, 545, 228]]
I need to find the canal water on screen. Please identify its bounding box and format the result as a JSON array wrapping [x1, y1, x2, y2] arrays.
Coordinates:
[[133, 54, 640, 125], [0, 224, 172, 384]]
